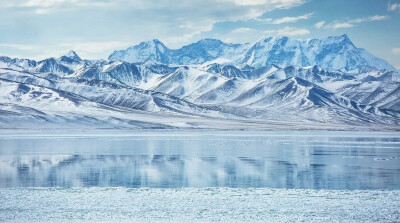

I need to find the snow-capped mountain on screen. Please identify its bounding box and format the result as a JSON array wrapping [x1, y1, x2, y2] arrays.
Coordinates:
[[59, 50, 82, 63], [0, 35, 399, 130], [109, 35, 394, 72], [109, 39, 170, 64]]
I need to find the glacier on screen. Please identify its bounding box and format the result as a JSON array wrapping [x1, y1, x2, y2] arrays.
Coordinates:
[[0, 35, 399, 130]]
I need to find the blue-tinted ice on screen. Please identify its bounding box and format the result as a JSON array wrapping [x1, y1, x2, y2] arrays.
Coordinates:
[[0, 131, 399, 189]]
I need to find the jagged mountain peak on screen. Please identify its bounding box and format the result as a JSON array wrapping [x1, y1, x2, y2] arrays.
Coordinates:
[[65, 50, 80, 58], [320, 34, 355, 48], [282, 76, 315, 88], [136, 39, 166, 48], [205, 63, 246, 79], [123, 39, 168, 55], [1, 47, 400, 128], [107, 35, 394, 72], [142, 58, 162, 66], [193, 38, 225, 46], [108, 39, 170, 63], [150, 38, 162, 43], [330, 33, 351, 41], [259, 35, 288, 42], [59, 50, 82, 63], [35, 57, 74, 75]]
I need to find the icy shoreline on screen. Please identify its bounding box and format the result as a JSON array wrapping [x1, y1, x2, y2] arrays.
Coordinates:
[[1, 187, 399, 222]]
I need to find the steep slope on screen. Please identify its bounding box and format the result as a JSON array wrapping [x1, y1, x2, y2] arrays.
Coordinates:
[[109, 39, 170, 64], [337, 81, 400, 116], [230, 77, 353, 109], [0, 57, 37, 71], [79, 61, 143, 87], [172, 39, 249, 65], [270, 65, 356, 83], [205, 63, 248, 79], [0, 78, 180, 129], [241, 35, 394, 72], [35, 58, 75, 76], [0, 35, 399, 129], [0, 68, 225, 118], [59, 50, 82, 63], [148, 66, 237, 103], [222, 77, 396, 124]]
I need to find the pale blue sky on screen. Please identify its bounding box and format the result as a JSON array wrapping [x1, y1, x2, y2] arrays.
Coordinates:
[[0, 0, 399, 69]]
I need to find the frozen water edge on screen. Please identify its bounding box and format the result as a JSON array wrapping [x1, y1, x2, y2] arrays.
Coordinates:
[[1, 187, 399, 223]]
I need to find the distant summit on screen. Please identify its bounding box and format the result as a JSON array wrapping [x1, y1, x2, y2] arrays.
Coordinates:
[[109, 39, 170, 64], [108, 35, 394, 72], [59, 50, 82, 63]]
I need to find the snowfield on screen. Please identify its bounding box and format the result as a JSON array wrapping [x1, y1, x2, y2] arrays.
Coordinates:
[[0, 35, 399, 130], [0, 187, 399, 223]]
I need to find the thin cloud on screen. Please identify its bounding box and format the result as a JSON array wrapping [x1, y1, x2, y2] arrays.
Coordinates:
[[271, 13, 314, 24], [60, 41, 131, 53], [21, 0, 72, 7], [278, 26, 310, 36], [388, 2, 400, 12], [0, 0, 308, 58], [392, 48, 400, 54], [0, 41, 132, 60], [232, 27, 253, 33], [314, 21, 325, 29], [12, 0, 118, 14], [19, 0, 113, 8], [34, 8, 50, 14], [349, 15, 388, 23], [321, 15, 389, 30], [258, 13, 313, 24], [369, 15, 389, 20], [331, 22, 354, 29], [229, 0, 277, 6], [0, 43, 39, 50], [264, 26, 310, 36]]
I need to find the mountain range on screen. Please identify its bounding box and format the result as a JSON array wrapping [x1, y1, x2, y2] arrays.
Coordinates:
[[0, 35, 399, 130]]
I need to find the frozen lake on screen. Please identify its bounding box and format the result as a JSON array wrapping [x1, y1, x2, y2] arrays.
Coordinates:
[[0, 131, 400, 222], [0, 131, 399, 189]]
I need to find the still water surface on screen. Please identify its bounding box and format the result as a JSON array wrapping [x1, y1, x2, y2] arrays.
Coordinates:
[[0, 131, 399, 189]]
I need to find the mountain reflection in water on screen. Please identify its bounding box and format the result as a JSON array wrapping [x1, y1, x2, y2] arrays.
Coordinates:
[[0, 131, 399, 189]]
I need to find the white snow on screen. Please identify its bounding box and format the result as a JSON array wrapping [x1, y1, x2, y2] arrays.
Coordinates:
[[109, 35, 395, 71], [0, 35, 399, 130], [0, 187, 399, 223]]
